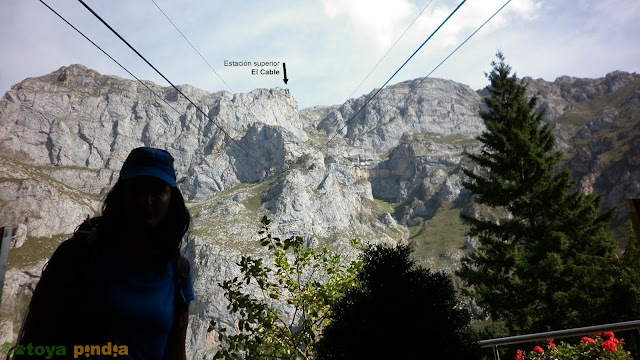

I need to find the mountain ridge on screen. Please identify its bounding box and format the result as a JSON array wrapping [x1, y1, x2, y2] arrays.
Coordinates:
[[1, 65, 639, 356]]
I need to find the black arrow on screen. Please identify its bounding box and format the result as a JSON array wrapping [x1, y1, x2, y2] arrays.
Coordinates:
[[282, 63, 288, 85]]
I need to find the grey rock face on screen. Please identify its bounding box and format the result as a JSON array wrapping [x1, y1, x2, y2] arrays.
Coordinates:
[[522, 71, 640, 121], [264, 167, 380, 239], [181, 236, 243, 359], [0, 260, 47, 344], [314, 78, 485, 152], [0, 156, 98, 237], [367, 133, 479, 224], [11, 224, 27, 249]]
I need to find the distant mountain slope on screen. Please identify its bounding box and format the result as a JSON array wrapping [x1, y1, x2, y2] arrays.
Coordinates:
[[0, 65, 638, 357]]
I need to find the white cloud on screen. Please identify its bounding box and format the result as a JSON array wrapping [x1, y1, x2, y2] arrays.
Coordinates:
[[320, 0, 544, 54], [416, 0, 544, 48], [322, 0, 416, 53], [505, 0, 543, 20]]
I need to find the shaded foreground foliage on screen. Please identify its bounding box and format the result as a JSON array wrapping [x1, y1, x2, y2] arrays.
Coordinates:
[[316, 244, 478, 360], [211, 218, 478, 359]]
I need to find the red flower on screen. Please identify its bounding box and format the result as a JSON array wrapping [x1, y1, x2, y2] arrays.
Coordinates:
[[602, 340, 617, 352], [545, 338, 554, 344], [549, 342, 556, 348], [515, 349, 526, 360], [533, 346, 544, 354], [603, 331, 614, 339], [581, 337, 596, 344]]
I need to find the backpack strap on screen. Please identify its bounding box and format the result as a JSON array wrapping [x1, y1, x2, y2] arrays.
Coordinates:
[[69, 217, 101, 276]]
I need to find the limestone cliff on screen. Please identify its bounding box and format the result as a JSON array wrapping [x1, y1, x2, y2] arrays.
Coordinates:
[[1, 65, 639, 358]]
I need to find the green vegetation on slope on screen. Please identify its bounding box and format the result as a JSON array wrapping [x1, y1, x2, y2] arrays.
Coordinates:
[[408, 202, 468, 269], [7, 233, 70, 270], [557, 78, 640, 165]]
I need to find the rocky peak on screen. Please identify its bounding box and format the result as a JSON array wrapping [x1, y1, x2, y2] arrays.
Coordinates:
[[11, 64, 135, 97], [309, 77, 485, 153], [514, 71, 640, 121]]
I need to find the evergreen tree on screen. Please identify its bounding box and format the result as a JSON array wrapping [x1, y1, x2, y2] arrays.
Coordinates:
[[456, 53, 631, 334]]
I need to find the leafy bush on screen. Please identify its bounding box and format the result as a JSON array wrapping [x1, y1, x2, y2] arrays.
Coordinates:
[[209, 216, 361, 360]]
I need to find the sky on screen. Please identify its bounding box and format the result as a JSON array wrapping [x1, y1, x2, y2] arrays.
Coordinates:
[[1, 0, 639, 110]]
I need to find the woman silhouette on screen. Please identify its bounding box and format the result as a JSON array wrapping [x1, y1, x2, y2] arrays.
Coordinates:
[[15, 147, 194, 360]]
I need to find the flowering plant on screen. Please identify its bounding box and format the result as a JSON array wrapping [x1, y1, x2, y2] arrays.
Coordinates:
[[515, 333, 633, 360]]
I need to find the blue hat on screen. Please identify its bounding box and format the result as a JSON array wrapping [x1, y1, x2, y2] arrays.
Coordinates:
[[119, 147, 177, 187]]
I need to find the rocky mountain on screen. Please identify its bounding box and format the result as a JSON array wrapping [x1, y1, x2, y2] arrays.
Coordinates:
[[528, 71, 640, 234], [0, 65, 638, 357]]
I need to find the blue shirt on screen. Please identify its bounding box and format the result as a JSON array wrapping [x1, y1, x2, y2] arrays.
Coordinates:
[[46, 237, 195, 360]]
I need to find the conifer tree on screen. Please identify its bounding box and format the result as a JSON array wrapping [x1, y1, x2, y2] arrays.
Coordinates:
[[456, 53, 629, 334]]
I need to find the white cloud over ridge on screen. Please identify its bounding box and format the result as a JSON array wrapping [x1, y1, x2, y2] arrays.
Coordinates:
[[0, 0, 638, 109]]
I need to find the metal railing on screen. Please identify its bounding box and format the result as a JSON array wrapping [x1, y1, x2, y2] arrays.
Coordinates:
[[478, 319, 640, 360]]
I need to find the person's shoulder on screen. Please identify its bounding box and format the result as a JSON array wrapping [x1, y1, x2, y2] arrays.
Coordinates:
[[56, 235, 94, 254], [44, 236, 93, 274]]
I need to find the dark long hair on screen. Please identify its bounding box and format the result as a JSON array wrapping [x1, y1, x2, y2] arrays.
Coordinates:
[[99, 180, 191, 270]]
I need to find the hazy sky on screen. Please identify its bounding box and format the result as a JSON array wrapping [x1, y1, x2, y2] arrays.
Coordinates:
[[1, 0, 639, 109]]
